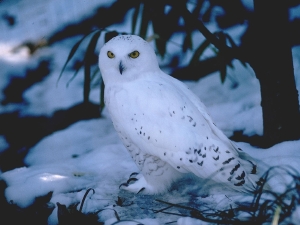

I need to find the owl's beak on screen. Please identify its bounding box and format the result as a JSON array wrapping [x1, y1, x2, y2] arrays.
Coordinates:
[[119, 61, 125, 74]]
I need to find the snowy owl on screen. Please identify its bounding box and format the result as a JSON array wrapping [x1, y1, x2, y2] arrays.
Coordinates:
[[98, 35, 261, 194]]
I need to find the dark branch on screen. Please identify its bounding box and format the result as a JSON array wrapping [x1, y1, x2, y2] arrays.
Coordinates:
[[166, 1, 246, 62]]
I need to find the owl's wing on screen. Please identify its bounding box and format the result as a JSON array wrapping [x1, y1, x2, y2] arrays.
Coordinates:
[[113, 73, 259, 192], [162, 73, 258, 163], [159, 74, 260, 191]]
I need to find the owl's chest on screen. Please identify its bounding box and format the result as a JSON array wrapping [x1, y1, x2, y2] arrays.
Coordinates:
[[105, 85, 143, 140], [105, 82, 164, 122], [105, 85, 139, 123], [105, 85, 152, 161]]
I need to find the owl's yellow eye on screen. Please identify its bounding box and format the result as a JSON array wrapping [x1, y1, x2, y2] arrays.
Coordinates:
[[107, 51, 115, 58], [129, 51, 140, 58]]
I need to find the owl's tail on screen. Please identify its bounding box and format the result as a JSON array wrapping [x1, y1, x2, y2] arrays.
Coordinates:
[[238, 153, 271, 192]]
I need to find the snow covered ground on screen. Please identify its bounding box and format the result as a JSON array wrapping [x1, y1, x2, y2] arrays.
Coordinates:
[[1, 1, 300, 224]]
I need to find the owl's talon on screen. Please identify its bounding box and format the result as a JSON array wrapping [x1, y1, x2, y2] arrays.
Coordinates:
[[137, 187, 145, 194], [119, 175, 156, 194], [129, 172, 139, 178], [127, 177, 138, 184], [119, 173, 142, 191], [119, 183, 128, 189]]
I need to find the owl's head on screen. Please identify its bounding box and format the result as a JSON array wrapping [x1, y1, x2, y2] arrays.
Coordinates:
[[99, 35, 160, 84]]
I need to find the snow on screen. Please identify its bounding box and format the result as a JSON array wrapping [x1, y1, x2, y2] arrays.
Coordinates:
[[0, 0, 111, 43], [178, 217, 209, 225], [1, 1, 300, 225]]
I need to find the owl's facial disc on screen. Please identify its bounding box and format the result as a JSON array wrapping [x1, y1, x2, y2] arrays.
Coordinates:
[[119, 61, 125, 74]]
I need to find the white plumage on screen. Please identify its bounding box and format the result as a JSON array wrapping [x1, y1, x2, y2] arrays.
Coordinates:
[[98, 35, 260, 194]]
